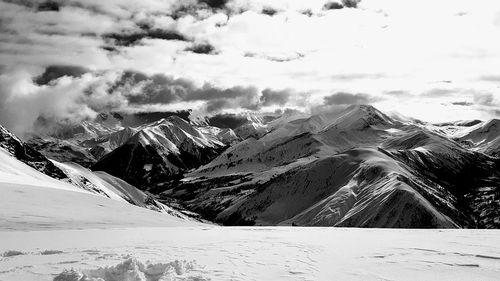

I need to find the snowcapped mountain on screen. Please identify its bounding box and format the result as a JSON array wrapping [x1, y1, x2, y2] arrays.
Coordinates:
[[234, 121, 269, 139], [27, 136, 98, 167], [160, 105, 500, 228], [27, 116, 123, 166], [1, 122, 195, 221], [454, 119, 500, 157], [91, 116, 228, 188], [5, 104, 500, 229]]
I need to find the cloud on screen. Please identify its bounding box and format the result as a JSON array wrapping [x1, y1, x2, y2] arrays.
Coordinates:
[[0, 69, 119, 136], [2, 0, 500, 126], [451, 101, 473, 106], [323, 92, 378, 105], [261, 7, 279, 16], [421, 88, 457, 98], [473, 93, 495, 106], [341, 0, 362, 8], [244, 52, 305, 62], [110, 71, 260, 112], [384, 90, 412, 97], [330, 73, 386, 81], [36, 0, 60, 12], [207, 113, 248, 128], [323, 2, 344, 10], [479, 75, 500, 82], [185, 42, 218, 54], [34, 65, 90, 85], [199, 0, 228, 9], [103, 28, 189, 47], [260, 88, 291, 106]]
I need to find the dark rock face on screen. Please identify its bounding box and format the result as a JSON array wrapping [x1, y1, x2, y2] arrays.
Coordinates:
[[0, 126, 67, 180], [92, 140, 224, 189], [91, 118, 227, 189]]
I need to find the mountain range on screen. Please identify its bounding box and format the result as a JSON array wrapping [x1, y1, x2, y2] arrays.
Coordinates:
[[2, 105, 499, 228]]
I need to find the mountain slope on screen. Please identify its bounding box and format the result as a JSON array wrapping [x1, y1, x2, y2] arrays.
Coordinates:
[[160, 105, 500, 228], [0, 144, 195, 230], [92, 116, 227, 188], [0, 125, 68, 179], [27, 136, 97, 167], [455, 119, 500, 157]]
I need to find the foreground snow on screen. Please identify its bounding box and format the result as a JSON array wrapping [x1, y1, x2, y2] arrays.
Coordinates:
[[0, 227, 499, 281]]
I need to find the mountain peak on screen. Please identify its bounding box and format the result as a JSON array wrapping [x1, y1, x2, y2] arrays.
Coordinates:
[[328, 104, 396, 130]]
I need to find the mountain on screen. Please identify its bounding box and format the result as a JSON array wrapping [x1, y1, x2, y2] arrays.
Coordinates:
[[0, 125, 68, 179], [28, 117, 123, 166], [0, 145, 194, 230], [159, 105, 500, 228], [52, 161, 191, 218], [1, 122, 195, 220], [26, 136, 97, 167], [8, 104, 500, 229], [92, 116, 228, 188], [455, 119, 500, 157], [234, 121, 269, 139]]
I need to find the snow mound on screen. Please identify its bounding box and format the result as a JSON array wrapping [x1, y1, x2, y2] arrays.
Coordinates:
[[54, 258, 207, 281]]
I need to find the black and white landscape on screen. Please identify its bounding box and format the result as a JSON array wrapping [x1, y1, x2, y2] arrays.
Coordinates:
[[1, 0, 500, 280]]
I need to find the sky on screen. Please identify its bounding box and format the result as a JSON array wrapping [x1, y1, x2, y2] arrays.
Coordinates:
[[0, 0, 500, 134]]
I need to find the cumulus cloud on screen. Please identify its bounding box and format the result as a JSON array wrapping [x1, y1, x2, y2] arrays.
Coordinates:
[[1, 0, 500, 128], [110, 71, 260, 111], [0, 69, 118, 135]]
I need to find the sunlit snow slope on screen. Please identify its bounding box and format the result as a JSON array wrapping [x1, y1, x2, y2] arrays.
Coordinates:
[[0, 146, 194, 230]]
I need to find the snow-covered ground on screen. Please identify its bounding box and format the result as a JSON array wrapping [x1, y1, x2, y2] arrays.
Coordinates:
[[1, 227, 499, 281]]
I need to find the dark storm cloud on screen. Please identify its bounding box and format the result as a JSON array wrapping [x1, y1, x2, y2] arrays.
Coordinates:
[[199, 0, 228, 9], [262, 7, 279, 16], [260, 89, 291, 106], [111, 71, 260, 112], [34, 65, 90, 85], [301, 9, 314, 17], [36, 0, 59, 12], [323, 2, 344, 10], [2, 0, 63, 12], [323, 92, 377, 105], [207, 113, 248, 129], [323, 0, 361, 10], [341, 0, 362, 8], [103, 28, 188, 47], [185, 42, 218, 54]]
